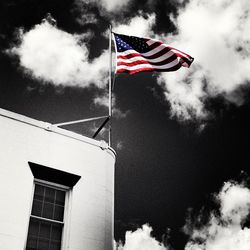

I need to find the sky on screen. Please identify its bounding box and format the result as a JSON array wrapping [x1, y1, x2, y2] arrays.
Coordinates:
[[1, 0, 250, 249]]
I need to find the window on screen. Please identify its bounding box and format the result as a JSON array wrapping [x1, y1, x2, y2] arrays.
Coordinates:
[[26, 182, 67, 250]]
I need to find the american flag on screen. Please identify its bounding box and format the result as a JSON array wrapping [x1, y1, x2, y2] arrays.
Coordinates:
[[113, 33, 194, 74]]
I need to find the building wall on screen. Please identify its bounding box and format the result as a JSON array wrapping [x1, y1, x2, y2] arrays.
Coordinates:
[[0, 109, 115, 250]]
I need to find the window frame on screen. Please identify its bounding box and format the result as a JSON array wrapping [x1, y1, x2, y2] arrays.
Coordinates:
[[25, 178, 72, 250]]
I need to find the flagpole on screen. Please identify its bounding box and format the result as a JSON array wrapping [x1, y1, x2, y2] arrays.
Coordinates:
[[108, 24, 112, 146]]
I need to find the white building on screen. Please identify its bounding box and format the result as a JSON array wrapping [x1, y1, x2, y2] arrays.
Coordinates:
[[0, 108, 116, 250]]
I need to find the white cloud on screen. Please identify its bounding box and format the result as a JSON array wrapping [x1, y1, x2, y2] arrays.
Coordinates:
[[113, 13, 156, 37], [116, 141, 124, 150], [94, 93, 129, 118], [116, 181, 250, 250], [10, 15, 157, 115], [99, 0, 132, 12], [73, 0, 98, 25], [219, 182, 250, 225], [76, 13, 98, 26], [76, 0, 132, 13], [10, 19, 109, 88], [116, 224, 169, 250], [158, 0, 250, 121], [158, 67, 209, 121], [185, 181, 250, 250]]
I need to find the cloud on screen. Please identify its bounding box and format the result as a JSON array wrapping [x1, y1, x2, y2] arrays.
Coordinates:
[[158, 0, 250, 121], [72, 1, 99, 26], [94, 93, 129, 118], [98, 0, 132, 12], [76, 13, 98, 26], [9, 14, 156, 115], [184, 181, 250, 250], [116, 224, 169, 250], [76, 0, 132, 13], [10, 18, 109, 88], [116, 141, 124, 150], [9, 13, 155, 96], [158, 67, 209, 121], [219, 182, 250, 225], [115, 180, 250, 250], [113, 13, 156, 37]]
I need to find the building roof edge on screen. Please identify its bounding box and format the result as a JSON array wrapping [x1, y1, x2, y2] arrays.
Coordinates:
[[0, 108, 116, 158]]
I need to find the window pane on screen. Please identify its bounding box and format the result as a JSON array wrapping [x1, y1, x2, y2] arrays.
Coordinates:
[[51, 224, 62, 241], [31, 200, 42, 217], [34, 185, 44, 201], [50, 240, 61, 250], [37, 238, 49, 250], [45, 187, 55, 203], [55, 190, 65, 206], [54, 205, 64, 221], [28, 219, 39, 237], [42, 202, 54, 219], [39, 221, 51, 239], [26, 236, 37, 250]]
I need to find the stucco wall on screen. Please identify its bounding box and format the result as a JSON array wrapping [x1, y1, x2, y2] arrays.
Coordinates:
[[0, 109, 115, 250]]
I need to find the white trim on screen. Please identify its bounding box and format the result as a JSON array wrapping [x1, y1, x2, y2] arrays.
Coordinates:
[[34, 178, 71, 191], [30, 215, 64, 225], [61, 188, 73, 250]]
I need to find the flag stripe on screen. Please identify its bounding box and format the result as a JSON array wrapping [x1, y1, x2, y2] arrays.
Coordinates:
[[168, 46, 192, 58], [117, 63, 182, 74], [117, 54, 178, 67], [143, 43, 170, 57], [146, 39, 161, 46], [117, 52, 142, 59], [117, 50, 175, 63], [117, 59, 180, 71], [146, 41, 163, 52]]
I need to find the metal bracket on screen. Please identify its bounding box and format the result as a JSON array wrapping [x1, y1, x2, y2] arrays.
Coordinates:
[[92, 116, 110, 138], [53, 116, 108, 127]]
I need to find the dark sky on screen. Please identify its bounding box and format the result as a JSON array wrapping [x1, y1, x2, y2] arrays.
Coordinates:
[[1, 1, 250, 249]]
